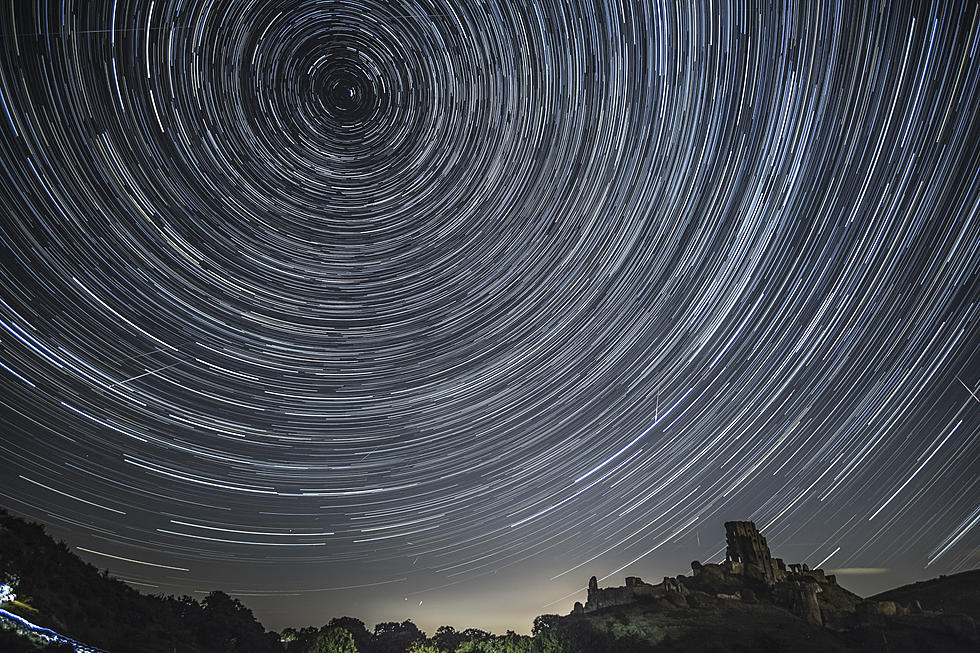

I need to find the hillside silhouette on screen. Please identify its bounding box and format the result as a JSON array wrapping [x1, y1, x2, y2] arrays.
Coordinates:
[[870, 569, 980, 620], [1, 508, 977, 652]]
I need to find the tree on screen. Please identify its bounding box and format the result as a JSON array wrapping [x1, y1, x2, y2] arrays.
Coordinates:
[[373, 620, 424, 653], [194, 590, 282, 653], [531, 629, 563, 653], [327, 617, 372, 652], [432, 625, 464, 652], [497, 631, 534, 653], [454, 628, 493, 653], [531, 615, 560, 637], [307, 627, 358, 653], [539, 618, 619, 653], [282, 625, 320, 653], [460, 628, 490, 642], [406, 642, 440, 653]]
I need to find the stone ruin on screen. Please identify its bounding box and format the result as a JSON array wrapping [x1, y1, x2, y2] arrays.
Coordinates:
[[580, 521, 978, 644], [584, 573, 685, 612], [720, 520, 836, 588], [724, 520, 783, 584], [583, 521, 837, 624]]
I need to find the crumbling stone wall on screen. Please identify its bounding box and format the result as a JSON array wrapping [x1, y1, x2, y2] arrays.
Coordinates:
[[725, 521, 786, 585], [725, 521, 773, 566], [586, 522, 836, 616], [585, 575, 668, 611]]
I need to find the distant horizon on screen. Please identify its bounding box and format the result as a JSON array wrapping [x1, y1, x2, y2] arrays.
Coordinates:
[[4, 504, 970, 637], [242, 563, 978, 636]]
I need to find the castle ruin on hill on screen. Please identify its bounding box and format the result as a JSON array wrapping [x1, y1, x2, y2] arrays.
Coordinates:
[[579, 521, 836, 625], [722, 520, 835, 586]]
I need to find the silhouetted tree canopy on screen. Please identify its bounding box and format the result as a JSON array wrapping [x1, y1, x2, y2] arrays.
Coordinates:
[[372, 619, 424, 653], [432, 625, 465, 651], [328, 616, 373, 652], [307, 626, 358, 653], [532, 614, 560, 636]]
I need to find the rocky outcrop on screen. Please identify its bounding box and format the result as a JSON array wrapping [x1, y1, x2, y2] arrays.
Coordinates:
[[793, 580, 823, 625], [857, 600, 902, 619]]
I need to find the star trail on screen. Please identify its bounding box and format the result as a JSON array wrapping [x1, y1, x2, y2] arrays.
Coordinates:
[[1, 0, 978, 635]]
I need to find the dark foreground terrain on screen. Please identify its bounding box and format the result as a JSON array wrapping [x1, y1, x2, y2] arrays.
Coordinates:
[[870, 568, 980, 620], [1, 508, 976, 652]]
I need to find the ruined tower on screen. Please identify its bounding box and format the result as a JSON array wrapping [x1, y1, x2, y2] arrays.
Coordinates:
[[724, 521, 773, 565], [587, 576, 598, 608], [725, 521, 778, 584]]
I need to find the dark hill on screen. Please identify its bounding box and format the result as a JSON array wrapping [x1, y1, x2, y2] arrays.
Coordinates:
[[2, 509, 978, 653], [0, 508, 280, 653], [567, 593, 854, 652], [558, 589, 979, 653], [572, 520, 978, 653], [870, 569, 980, 620]]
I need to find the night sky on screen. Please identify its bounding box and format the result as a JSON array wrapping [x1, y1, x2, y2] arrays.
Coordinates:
[[1, 0, 978, 637]]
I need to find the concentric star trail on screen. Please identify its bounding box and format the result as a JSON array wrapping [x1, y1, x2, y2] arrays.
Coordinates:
[[0, 0, 978, 634]]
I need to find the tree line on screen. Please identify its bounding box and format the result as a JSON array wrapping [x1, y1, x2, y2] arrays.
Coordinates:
[[1, 509, 652, 653]]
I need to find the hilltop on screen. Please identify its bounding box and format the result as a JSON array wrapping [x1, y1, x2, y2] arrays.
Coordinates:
[[558, 521, 977, 652], [0, 508, 280, 653], [2, 508, 978, 652], [870, 569, 980, 620]]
